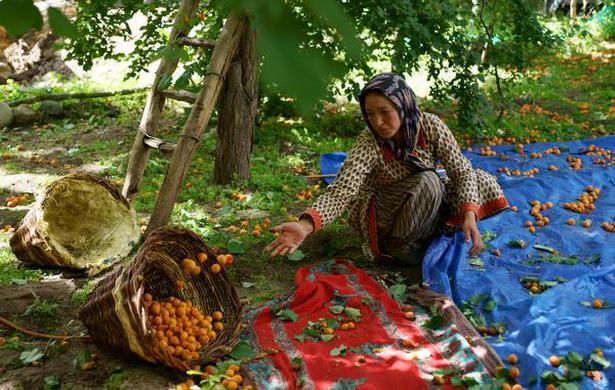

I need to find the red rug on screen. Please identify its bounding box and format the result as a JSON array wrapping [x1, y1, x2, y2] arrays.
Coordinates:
[[241, 259, 501, 389]]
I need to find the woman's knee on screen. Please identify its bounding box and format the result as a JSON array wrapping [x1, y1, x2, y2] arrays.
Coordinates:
[[415, 171, 444, 201]]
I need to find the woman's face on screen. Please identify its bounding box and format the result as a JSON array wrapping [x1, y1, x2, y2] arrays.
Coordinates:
[[364, 92, 401, 140]]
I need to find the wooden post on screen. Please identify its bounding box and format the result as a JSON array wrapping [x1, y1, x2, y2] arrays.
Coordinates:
[[146, 14, 246, 235], [122, 0, 200, 201]]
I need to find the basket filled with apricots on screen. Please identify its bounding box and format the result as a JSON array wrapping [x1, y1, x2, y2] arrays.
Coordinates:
[[79, 225, 242, 370]]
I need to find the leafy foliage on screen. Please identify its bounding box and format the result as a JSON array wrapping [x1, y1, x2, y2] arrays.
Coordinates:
[[59, 0, 556, 128]]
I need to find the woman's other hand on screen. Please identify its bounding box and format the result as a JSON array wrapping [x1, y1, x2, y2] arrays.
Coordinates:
[[264, 219, 314, 257], [462, 211, 484, 257]]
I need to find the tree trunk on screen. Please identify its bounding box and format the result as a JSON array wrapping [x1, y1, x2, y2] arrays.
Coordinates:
[[213, 18, 258, 185], [570, 0, 578, 18]]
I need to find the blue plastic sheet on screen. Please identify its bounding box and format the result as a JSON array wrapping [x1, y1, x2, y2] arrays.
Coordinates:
[[422, 136, 615, 389], [320, 136, 615, 389], [320, 152, 347, 184]]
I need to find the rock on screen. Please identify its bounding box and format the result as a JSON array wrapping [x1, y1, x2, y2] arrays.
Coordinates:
[[39, 100, 63, 117], [0, 62, 11, 78], [279, 141, 296, 155], [0, 102, 13, 128], [12, 105, 37, 126]]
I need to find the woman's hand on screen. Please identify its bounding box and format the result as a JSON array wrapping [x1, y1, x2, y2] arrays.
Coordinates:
[[462, 211, 484, 257], [265, 219, 314, 257]]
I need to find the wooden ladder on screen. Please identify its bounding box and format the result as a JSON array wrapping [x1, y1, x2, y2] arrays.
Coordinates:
[[122, 0, 246, 236]]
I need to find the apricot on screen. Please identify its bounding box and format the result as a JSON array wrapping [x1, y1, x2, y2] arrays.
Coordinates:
[[507, 354, 518, 364], [549, 355, 560, 367], [212, 311, 223, 321], [211, 264, 221, 274], [566, 218, 576, 225], [197, 252, 208, 263], [508, 366, 520, 378], [592, 299, 603, 309]]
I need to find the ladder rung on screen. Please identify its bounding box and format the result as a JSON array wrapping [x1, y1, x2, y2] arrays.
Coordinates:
[[176, 37, 216, 48], [160, 89, 198, 103], [143, 136, 176, 155]]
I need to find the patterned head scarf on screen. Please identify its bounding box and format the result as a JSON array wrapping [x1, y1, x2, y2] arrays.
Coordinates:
[[358, 72, 421, 164]]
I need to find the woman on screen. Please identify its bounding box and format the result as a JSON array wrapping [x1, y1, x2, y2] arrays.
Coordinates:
[[265, 72, 508, 263]]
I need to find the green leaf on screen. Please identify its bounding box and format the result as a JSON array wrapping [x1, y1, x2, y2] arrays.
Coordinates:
[[303, 327, 321, 338], [507, 240, 527, 248], [423, 314, 444, 330], [329, 305, 344, 314], [583, 255, 600, 264], [589, 353, 610, 369], [0, 0, 42, 37], [468, 257, 484, 267], [481, 230, 497, 242], [344, 307, 361, 321], [324, 317, 339, 329], [320, 334, 334, 342], [330, 344, 347, 357], [565, 368, 583, 381], [291, 357, 302, 369], [20, 348, 44, 365], [566, 351, 583, 366], [450, 377, 463, 387], [48, 7, 78, 39], [483, 299, 496, 312], [227, 238, 246, 254], [11, 278, 27, 286], [468, 294, 488, 305], [241, 282, 255, 288], [388, 284, 407, 302], [72, 350, 90, 368], [286, 250, 305, 261], [533, 244, 557, 254], [43, 375, 60, 390], [360, 298, 372, 305], [275, 308, 298, 322], [174, 70, 193, 90], [229, 341, 254, 359], [558, 383, 580, 390], [540, 370, 565, 383], [157, 73, 173, 91], [294, 334, 305, 342]]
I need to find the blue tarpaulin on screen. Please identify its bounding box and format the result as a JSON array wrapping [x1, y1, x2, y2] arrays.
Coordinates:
[[320, 136, 614, 389]]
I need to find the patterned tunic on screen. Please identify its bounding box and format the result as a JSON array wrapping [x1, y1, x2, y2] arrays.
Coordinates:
[[302, 112, 509, 260]]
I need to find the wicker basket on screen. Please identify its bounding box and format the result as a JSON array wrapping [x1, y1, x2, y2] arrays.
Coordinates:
[[79, 226, 242, 370], [9, 173, 139, 274]]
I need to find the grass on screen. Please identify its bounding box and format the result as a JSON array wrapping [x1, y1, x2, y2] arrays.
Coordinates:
[[104, 371, 129, 390], [0, 247, 45, 285], [70, 280, 97, 307], [24, 295, 59, 319]]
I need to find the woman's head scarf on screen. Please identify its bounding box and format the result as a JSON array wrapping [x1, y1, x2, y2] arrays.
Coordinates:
[[358, 72, 421, 164]]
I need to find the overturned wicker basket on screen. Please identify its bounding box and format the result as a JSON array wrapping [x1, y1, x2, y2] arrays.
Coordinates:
[[79, 226, 242, 370], [10, 173, 139, 274]]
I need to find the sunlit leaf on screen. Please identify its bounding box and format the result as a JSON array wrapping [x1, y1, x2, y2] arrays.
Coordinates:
[[0, 0, 42, 37], [20, 348, 44, 365], [48, 7, 78, 39]]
